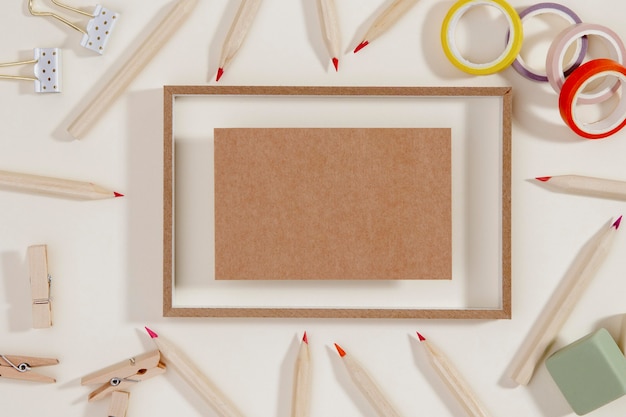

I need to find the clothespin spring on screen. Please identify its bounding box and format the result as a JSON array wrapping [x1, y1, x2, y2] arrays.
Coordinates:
[[1, 355, 31, 373], [110, 376, 140, 386], [33, 274, 53, 305], [110, 357, 143, 386]]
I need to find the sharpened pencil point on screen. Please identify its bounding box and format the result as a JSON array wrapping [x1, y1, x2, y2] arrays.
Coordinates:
[[302, 332, 308, 344], [114, 192, 124, 198], [613, 216, 622, 229], [536, 177, 552, 182], [145, 327, 158, 339], [216, 67, 224, 82], [334, 343, 346, 357], [416, 332, 426, 341], [332, 57, 339, 71], [354, 40, 369, 53]]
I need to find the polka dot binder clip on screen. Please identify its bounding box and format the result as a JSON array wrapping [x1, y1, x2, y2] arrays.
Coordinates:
[[28, 0, 119, 55], [0, 48, 61, 93]]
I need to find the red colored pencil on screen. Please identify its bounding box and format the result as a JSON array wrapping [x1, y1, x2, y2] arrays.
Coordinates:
[[216, 0, 262, 81], [509, 216, 622, 385], [416, 332, 492, 417], [353, 0, 419, 53], [292, 332, 311, 417], [318, 0, 341, 71], [145, 327, 245, 417], [536, 175, 626, 200]]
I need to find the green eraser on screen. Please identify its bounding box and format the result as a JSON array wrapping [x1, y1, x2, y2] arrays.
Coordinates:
[[546, 328, 626, 415]]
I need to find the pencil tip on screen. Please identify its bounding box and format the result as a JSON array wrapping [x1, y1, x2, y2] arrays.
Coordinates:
[[535, 176, 552, 182], [354, 40, 369, 53], [416, 332, 426, 341], [145, 327, 158, 339], [332, 57, 339, 71], [334, 343, 346, 357], [613, 215, 622, 229], [114, 192, 124, 198], [302, 332, 308, 344], [216, 67, 224, 82]]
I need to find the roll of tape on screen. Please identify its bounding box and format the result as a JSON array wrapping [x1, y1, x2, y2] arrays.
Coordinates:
[[441, 0, 523, 75], [511, 2, 586, 82], [547, 23, 626, 104], [559, 59, 626, 139]]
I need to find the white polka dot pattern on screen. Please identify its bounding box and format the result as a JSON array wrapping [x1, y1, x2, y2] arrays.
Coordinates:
[[81, 5, 119, 54], [33, 48, 61, 93]]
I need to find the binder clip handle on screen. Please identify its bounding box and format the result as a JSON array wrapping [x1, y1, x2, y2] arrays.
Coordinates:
[[28, 0, 120, 55]]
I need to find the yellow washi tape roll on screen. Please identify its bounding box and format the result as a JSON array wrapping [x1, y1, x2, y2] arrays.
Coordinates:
[[441, 0, 523, 75]]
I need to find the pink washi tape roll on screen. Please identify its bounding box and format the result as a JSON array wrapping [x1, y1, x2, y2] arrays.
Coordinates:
[[559, 59, 626, 139], [511, 2, 587, 82], [547, 23, 626, 104]]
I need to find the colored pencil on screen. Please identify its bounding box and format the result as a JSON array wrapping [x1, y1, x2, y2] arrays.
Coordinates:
[[353, 0, 419, 53], [145, 327, 245, 417], [334, 343, 402, 417], [318, 0, 341, 71], [416, 332, 492, 417], [536, 175, 626, 200], [291, 332, 311, 417], [67, 0, 199, 139], [0, 169, 122, 200], [509, 216, 622, 385], [216, 0, 263, 81]]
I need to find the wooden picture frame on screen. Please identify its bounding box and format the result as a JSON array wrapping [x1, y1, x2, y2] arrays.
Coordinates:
[[163, 85, 512, 319]]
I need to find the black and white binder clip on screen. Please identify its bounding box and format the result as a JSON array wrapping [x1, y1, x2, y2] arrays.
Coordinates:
[[0, 48, 61, 93], [28, 0, 119, 55]]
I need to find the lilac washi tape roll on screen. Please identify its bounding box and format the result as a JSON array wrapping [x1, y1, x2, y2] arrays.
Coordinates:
[[511, 2, 587, 82], [547, 23, 626, 104]]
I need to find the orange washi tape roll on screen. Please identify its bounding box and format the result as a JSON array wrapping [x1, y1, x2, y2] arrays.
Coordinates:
[[559, 58, 626, 139]]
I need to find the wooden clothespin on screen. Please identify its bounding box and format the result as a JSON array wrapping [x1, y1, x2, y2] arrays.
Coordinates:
[[81, 350, 166, 416], [0, 354, 58, 383], [27, 245, 52, 328], [108, 391, 130, 417]]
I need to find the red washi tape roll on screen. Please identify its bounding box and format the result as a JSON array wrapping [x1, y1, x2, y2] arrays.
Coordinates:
[[559, 58, 626, 139]]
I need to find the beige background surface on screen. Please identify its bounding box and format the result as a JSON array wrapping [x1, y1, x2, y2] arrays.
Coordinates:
[[2, 1, 626, 417]]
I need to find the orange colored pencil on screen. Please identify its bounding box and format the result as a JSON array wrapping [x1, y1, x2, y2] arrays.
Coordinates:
[[334, 343, 402, 417]]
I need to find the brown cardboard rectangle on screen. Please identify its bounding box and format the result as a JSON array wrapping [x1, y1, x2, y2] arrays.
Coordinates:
[[214, 127, 452, 280], [163, 85, 512, 319]]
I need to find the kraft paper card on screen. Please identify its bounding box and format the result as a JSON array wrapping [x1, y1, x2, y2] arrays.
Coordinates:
[[214, 127, 451, 280]]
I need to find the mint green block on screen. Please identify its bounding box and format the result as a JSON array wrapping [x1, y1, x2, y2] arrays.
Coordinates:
[[546, 328, 626, 415]]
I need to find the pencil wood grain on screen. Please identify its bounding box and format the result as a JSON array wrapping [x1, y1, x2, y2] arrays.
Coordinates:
[[537, 175, 626, 200], [67, 0, 199, 139], [318, 0, 341, 70], [217, 0, 262, 80], [355, 0, 419, 51], [509, 217, 621, 385], [417, 333, 492, 417], [0, 170, 120, 200], [335, 344, 402, 417], [146, 328, 245, 417], [291, 333, 311, 417]]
